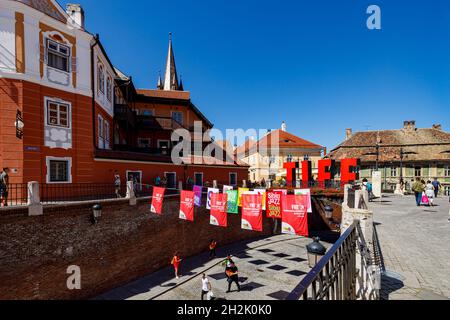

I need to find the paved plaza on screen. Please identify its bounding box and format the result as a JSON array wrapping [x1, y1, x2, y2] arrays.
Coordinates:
[[96, 235, 328, 300], [371, 194, 450, 300]]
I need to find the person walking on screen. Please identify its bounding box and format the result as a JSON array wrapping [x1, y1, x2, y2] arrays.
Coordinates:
[[225, 261, 240, 293], [432, 178, 441, 198], [0, 168, 9, 207], [171, 252, 182, 279], [201, 273, 213, 300], [412, 178, 425, 206], [209, 239, 217, 259], [425, 180, 435, 207], [114, 171, 121, 198]]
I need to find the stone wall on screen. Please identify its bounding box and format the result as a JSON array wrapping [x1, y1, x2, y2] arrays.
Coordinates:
[[0, 196, 273, 300]]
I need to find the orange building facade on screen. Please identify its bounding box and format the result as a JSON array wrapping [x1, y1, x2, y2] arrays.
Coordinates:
[[0, 1, 248, 189]]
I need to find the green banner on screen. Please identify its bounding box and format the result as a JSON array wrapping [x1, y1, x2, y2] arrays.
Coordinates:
[[226, 190, 239, 214]]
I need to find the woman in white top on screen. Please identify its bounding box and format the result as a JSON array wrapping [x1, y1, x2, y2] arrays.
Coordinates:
[[425, 180, 435, 206], [201, 273, 212, 300]]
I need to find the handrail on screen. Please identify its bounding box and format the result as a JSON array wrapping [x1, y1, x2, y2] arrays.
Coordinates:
[[286, 222, 357, 300]]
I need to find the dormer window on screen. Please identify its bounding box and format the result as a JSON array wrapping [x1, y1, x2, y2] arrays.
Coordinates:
[[47, 39, 70, 72]]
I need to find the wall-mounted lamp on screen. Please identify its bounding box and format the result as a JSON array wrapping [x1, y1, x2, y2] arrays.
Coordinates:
[[15, 110, 24, 139]]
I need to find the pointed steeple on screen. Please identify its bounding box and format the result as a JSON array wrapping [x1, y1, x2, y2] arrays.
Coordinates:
[[163, 32, 180, 91], [157, 70, 163, 90]]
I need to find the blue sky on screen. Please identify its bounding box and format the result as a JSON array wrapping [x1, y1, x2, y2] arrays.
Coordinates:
[[60, 0, 450, 150]]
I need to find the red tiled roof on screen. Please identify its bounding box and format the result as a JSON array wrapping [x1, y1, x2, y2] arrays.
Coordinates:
[[137, 89, 190, 100], [327, 128, 450, 162], [17, 0, 67, 23]]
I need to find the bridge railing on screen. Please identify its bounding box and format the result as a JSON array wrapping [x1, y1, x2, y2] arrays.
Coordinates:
[[286, 220, 380, 300]]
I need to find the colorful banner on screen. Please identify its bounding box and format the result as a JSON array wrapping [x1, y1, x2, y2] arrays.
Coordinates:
[[266, 191, 283, 219], [281, 194, 309, 236], [180, 190, 195, 222], [294, 189, 312, 213], [238, 188, 249, 207], [254, 189, 267, 210], [241, 194, 263, 232], [210, 193, 228, 227], [193, 185, 203, 207], [273, 189, 288, 195], [226, 189, 239, 214], [206, 188, 219, 209], [150, 187, 166, 215], [223, 185, 234, 193]]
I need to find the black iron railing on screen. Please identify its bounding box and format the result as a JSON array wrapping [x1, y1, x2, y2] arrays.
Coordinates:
[[0, 183, 28, 207], [286, 223, 358, 300], [40, 183, 127, 204], [286, 220, 380, 300]]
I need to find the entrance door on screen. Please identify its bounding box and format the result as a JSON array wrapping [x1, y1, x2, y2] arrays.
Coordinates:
[[126, 171, 142, 191], [165, 172, 177, 189], [194, 172, 203, 186]]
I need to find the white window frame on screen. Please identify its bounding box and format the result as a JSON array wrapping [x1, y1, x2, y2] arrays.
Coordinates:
[[46, 156, 72, 184], [158, 140, 170, 148], [98, 115, 104, 149], [229, 172, 238, 186], [104, 120, 110, 150], [445, 165, 450, 177], [45, 98, 71, 129], [46, 38, 71, 73], [194, 172, 204, 186], [391, 167, 397, 177], [171, 111, 183, 125]]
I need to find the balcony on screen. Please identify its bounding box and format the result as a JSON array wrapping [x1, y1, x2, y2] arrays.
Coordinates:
[[114, 104, 136, 127], [95, 147, 172, 163], [137, 115, 187, 131]]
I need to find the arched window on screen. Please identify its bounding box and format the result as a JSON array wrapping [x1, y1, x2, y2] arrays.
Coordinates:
[[106, 76, 112, 101], [98, 64, 105, 93]]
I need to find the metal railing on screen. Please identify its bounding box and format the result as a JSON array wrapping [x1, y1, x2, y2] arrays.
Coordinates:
[[40, 183, 127, 204], [0, 183, 28, 207], [286, 220, 380, 300]]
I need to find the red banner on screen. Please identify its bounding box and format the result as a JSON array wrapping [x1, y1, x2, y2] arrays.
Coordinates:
[[266, 191, 283, 219], [241, 194, 263, 232], [210, 193, 228, 227], [281, 195, 309, 236], [151, 187, 166, 215], [180, 190, 195, 222]]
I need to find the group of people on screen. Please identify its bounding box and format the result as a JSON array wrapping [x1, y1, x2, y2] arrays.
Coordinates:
[[412, 177, 442, 207], [170, 240, 242, 300]]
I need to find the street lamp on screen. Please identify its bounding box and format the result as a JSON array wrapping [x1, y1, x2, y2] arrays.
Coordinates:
[[306, 237, 327, 268], [15, 110, 24, 139], [92, 204, 102, 224]]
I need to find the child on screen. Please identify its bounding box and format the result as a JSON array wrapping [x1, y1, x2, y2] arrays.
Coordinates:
[[171, 252, 182, 279], [209, 240, 217, 259]]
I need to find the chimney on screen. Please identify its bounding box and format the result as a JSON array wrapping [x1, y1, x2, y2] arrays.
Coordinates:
[[66, 4, 85, 30], [281, 121, 287, 132], [432, 124, 442, 130], [345, 128, 352, 140], [403, 120, 416, 131]]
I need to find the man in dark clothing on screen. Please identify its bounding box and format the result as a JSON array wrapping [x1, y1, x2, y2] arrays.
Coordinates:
[[225, 262, 240, 293], [432, 178, 441, 198], [0, 168, 9, 207]]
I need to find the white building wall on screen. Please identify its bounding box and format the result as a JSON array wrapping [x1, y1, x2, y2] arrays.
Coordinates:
[[0, 8, 16, 73], [94, 47, 114, 117], [24, 14, 40, 78]]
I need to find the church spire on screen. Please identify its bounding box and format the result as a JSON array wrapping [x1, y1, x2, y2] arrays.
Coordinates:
[[157, 70, 163, 90], [163, 32, 180, 91]]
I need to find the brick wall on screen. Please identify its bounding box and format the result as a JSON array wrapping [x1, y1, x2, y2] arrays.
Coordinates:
[[0, 196, 273, 300]]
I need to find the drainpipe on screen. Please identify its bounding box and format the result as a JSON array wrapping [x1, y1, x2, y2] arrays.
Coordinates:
[[91, 34, 100, 150]]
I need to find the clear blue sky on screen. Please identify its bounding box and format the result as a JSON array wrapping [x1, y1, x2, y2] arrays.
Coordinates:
[[60, 0, 450, 150]]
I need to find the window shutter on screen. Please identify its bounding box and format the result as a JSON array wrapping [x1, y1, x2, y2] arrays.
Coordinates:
[[39, 43, 46, 63], [71, 57, 77, 73]]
